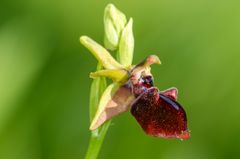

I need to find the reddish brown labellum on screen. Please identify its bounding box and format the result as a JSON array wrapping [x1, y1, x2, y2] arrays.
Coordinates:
[[130, 75, 190, 140]]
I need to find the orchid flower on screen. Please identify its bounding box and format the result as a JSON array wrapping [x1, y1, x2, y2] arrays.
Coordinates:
[[81, 4, 189, 159]]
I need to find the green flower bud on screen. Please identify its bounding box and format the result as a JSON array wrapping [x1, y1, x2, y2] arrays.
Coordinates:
[[104, 4, 127, 50], [118, 18, 134, 67]]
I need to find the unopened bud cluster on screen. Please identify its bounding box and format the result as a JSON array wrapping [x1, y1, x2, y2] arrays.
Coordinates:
[[104, 4, 134, 67]]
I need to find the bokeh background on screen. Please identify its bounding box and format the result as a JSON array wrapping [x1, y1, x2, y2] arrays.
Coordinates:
[[1, 0, 240, 159]]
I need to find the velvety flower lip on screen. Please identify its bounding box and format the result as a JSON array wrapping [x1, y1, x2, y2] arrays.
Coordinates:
[[131, 87, 189, 140]]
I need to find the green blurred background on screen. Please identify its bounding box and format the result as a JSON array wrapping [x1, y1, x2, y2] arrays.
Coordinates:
[[1, 0, 240, 159]]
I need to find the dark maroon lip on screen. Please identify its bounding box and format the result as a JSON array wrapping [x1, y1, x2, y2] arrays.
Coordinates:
[[130, 86, 189, 140]]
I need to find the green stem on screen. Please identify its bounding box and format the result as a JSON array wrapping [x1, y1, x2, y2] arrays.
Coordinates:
[[84, 121, 111, 159], [84, 63, 111, 159]]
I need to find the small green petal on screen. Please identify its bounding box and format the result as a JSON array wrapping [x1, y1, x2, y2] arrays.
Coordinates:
[[119, 18, 134, 67], [80, 36, 124, 69], [90, 69, 128, 83]]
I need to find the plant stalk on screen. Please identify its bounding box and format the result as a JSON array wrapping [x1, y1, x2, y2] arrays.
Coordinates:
[[84, 63, 111, 159]]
